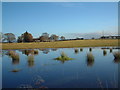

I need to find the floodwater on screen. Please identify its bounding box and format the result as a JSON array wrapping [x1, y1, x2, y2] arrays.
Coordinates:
[[2, 47, 119, 88]]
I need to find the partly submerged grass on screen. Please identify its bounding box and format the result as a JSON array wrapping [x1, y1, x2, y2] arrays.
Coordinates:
[[11, 69, 21, 72], [113, 52, 120, 60], [54, 52, 74, 63], [89, 48, 92, 52], [103, 50, 107, 56], [8, 51, 19, 60], [74, 48, 79, 54], [2, 39, 119, 50], [80, 48, 83, 52], [110, 48, 113, 53], [87, 53, 94, 61]]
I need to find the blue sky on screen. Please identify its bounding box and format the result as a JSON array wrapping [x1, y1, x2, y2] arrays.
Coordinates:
[[2, 2, 118, 39]]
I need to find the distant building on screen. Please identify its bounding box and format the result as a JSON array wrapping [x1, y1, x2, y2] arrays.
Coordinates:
[[100, 35, 120, 39]]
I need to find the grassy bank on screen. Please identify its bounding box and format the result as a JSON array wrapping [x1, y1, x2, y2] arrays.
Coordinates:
[[2, 39, 119, 50]]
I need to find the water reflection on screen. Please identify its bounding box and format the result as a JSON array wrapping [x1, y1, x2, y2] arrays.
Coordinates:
[[28, 55, 34, 67], [113, 59, 120, 63], [103, 50, 107, 56], [39, 48, 50, 54], [89, 48, 92, 52], [21, 49, 39, 56], [51, 48, 58, 51], [80, 48, 83, 52], [2, 47, 118, 88], [74, 49, 79, 54], [86, 53, 94, 67], [6, 51, 20, 65]]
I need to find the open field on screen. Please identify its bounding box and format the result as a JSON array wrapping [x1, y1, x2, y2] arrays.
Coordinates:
[[1, 39, 119, 50]]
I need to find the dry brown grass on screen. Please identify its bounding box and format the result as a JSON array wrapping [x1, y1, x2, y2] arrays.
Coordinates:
[[2, 39, 119, 50]]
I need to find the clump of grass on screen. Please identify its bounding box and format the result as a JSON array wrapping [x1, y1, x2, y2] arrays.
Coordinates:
[[8, 51, 19, 60], [11, 69, 21, 72], [89, 48, 92, 52], [34, 50, 39, 55], [28, 55, 34, 67], [54, 52, 74, 63], [87, 53, 94, 61], [113, 52, 120, 60], [110, 48, 113, 53], [80, 48, 83, 52], [74, 48, 79, 54], [103, 50, 107, 56]]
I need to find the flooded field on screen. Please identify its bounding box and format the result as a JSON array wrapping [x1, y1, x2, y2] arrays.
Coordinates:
[[2, 47, 119, 88]]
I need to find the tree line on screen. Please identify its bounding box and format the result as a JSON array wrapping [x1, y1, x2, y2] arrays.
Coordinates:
[[0, 31, 66, 43]]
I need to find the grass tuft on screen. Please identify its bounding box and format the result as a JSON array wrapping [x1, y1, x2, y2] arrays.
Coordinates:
[[74, 48, 79, 54], [103, 50, 107, 56], [87, 53, 94, 61], [89, 48, 92, 52], [113, 52, 120, 59], [11, 69, 21, 72], [54, 52, 74, 63], [110, 48, 113, 53], [80, 48, 83, 52]]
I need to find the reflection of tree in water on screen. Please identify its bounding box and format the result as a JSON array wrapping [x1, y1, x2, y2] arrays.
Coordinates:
[[39, 48, 50, 54], [6, 50, 20, 65], [51, 48, 58, 51], [113, 59, 120, 63], [18, 75, 48, 89], [21, 49, 39, 56], [28, 55, 34, 67]]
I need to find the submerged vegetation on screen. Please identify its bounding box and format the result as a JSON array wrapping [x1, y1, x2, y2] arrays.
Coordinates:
[[8, 51, 19, 60], [11, 69, 21, 72], [54, 52, 74, 63], [74, 48, 79, 54], [110, 48, 113, 53], [113, 52, 120, 60], [89, 48, 92, 52], [28, 55, 34, 67], [80, 48, 83, 52], [103, 49, 107, 56], [87, 53, 94, 61]]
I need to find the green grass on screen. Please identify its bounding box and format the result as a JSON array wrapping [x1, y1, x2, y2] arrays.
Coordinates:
[[2, 39, 119, 50], [54, 52, 74, 63]]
